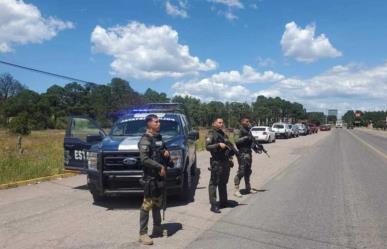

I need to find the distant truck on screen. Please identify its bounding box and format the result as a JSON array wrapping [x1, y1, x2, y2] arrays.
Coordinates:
[[336, 120, 343, 128], [63, 103, 199, 203]]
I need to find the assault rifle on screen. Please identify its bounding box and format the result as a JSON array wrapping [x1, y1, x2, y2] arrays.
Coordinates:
[[160, 150, 174, 221], [249, 132, 270, 158]]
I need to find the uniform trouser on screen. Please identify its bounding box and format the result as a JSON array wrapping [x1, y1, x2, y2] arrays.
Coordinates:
[[208, 159, 231, 206], [139, 196, 162, 235], [234, 152, 252, 189]]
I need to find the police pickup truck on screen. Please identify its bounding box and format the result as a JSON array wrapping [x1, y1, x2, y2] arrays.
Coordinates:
[[64, 104, 199, 203]]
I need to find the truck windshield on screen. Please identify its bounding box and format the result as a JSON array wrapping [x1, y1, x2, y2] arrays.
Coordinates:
[[110, 119, 181, 137], [273, 124, 284, 128]]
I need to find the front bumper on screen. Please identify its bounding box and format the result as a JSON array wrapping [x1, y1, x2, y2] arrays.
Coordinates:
[[88, 167, 183, 195]]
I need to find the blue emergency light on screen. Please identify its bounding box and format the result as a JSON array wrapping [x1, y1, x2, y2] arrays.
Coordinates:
[[110, 103, 185, 119]]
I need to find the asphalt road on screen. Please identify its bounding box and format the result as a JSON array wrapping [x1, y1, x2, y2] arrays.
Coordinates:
[[186, 129, 387, 249], [0, 130, 330, 249]]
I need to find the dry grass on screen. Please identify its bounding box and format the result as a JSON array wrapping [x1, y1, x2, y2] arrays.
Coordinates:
[[0, 129, 65, 185], [196, 128, 235, 151], [0, 127, 233, 184]]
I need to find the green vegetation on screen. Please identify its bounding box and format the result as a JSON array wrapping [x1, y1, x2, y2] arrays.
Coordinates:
[[0, 73, 308, 134], [343, 110, 387, 128], [0, 129, 64, 184]]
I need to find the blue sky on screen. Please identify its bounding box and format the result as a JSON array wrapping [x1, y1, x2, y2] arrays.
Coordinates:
[[1, 0, 386, 115]]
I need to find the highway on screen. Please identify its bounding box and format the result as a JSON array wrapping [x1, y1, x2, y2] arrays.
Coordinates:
[[186, 129, 387, 249], [1, 129, 386, 249]]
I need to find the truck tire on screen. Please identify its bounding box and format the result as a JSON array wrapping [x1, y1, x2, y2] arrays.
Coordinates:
[[178, 167, 192, 202], [91, 191, 106, 204]]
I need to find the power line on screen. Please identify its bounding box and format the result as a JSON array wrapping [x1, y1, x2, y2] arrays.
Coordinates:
[[0, 59, 96, 84]]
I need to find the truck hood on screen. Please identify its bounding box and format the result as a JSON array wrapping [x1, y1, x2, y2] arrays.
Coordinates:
[[94, 135, 185, 151]]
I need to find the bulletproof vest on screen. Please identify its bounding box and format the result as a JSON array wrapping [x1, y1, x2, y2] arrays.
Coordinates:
[[237, 125, 253, 151], [143, 133, 164, 179], [210, 128, 230, 160]]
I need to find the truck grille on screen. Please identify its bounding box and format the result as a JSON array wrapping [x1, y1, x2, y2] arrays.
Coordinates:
[[103, 152, 142, 171]]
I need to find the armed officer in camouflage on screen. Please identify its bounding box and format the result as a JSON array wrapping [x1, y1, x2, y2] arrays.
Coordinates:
[[206, 117, 235, 213], [138, 114, 170, 245], [233, 117, 258, 197]]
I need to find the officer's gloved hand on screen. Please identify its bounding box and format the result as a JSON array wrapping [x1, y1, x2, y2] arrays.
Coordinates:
[[229, 159, 234, 168]]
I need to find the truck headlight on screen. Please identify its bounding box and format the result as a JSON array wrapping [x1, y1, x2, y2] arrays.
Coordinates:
[[88, 152, 98, 171], [169, 149, 183, 168]]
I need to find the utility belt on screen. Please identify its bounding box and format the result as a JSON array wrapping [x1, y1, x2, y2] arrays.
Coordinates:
[[208, 157, 232, 171], [238, 147, 252, 154], [139, 176, 165, 197]]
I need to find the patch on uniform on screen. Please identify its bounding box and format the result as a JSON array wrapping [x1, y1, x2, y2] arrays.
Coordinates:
[[206, 137, 211, 143], [155, 141, 163, 146], [141, 145, 149, 150]]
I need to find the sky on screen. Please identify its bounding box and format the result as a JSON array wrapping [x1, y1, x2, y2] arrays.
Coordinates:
[[0, 0, 386, 116]]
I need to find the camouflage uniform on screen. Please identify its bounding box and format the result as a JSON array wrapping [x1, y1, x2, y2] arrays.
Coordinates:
[[234, 125, 253, 191], [138, 132, 166, 236], [205, 128, 233, 207]]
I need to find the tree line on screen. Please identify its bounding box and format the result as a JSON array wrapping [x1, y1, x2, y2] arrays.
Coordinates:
[[342, 110, 386, 129], [0, 72, 354, 135]]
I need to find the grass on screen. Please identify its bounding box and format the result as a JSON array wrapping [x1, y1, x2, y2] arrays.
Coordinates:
[[195, 128, 235, 151], [0, 128, 234, 185], [0, 129, 65, 185]]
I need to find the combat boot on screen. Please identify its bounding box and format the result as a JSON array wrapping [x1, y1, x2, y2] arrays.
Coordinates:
[[139, 234, 153, 245], [210, 204, 221, 213], [234, 186, 242, 198], [151, 225, 163, 238]]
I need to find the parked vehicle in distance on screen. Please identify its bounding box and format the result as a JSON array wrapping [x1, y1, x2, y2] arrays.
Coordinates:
[[320, 124, 331, 131], [288, 124, 299, 137], [271, 123, 292, 139], [64, 103, 199, 203], [308, 124, 318, 134], [251, 126, 276, 143], [295, 123, 308, 135]]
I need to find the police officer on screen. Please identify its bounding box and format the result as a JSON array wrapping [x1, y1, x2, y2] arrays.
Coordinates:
[[138, 114, 169, 245], [206, 117, 235, 213], [233, 117, 258, 197]]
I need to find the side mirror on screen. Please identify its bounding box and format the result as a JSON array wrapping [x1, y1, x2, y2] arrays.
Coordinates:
[[86, 134, 103, 144], [188, 130, 199, 141]]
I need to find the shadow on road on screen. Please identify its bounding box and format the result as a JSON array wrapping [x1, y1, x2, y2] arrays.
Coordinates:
[[162, 222, 183, 237], [240, 188, 268, 195]]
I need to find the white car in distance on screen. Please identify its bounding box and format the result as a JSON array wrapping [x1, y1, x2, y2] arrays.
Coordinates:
[[250, 126, 276, 143]]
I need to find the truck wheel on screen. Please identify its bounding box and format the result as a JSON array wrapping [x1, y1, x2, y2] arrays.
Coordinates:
[[178, 168, 191, 202], [91, 191, 106, 204]]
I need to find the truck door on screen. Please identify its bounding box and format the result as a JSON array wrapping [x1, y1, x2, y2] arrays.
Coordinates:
[[64, 116, 106, 171]]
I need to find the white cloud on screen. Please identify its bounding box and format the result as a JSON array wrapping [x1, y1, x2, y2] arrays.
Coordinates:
[[209, 0, 244, 21], [172, 65, 284, 101], [165, 0, 188, 18], [173, 62, 387, 113], [173, 79, 252, 102], [91, 21, 217, 80], [208, 0, 244, 8], [211, 65, 284, 84], [258, 57, 276, 67], [281, 21, 342, 63], [257, 62, 387, 112], [0, 0, 73, 52]]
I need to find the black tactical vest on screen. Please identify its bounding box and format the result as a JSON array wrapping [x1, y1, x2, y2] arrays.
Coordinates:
[[210, 128, 230, 161], [237, 125, 253, 152], [143, 133, 165, 179]]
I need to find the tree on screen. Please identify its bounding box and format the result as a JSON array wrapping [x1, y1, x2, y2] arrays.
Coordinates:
[[342, 110, 355, 126], [144, 88, 169, 103], [9, 112, 31, 135], [0, 73, 25, 101], [306, 112, 326, 126]]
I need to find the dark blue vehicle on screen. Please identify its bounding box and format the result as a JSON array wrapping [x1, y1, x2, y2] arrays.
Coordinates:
[[64, 104, 199, 203]]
